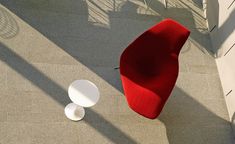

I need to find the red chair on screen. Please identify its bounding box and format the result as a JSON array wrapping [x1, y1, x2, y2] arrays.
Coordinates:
[[120, 19, 190, 119]]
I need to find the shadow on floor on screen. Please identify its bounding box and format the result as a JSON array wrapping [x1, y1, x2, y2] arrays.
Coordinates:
[[0, 0, 214, 92], [232, 112, 235, 136], [159, 86, 233, 143], [0, 6, 19, 38], [1, 41, 233, 143], [0, 42, 138, 144], [191, 0, 203, 8]]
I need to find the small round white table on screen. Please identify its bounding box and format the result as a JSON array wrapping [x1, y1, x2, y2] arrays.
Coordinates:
[[64, 80, 100, 121]]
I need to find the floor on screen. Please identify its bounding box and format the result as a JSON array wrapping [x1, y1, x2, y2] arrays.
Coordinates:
[[0, 0, 234, 143]]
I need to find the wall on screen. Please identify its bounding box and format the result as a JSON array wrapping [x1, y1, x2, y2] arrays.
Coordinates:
[[203, 0, 235, 134]]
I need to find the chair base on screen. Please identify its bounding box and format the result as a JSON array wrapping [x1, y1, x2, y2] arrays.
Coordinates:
[[64, 103, 85, 121]]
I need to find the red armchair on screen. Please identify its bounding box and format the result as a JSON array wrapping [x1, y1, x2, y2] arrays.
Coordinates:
[[120, 19, 190, 119]]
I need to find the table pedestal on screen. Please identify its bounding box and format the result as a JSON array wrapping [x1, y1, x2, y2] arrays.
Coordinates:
[[64, 103, 85, 121]]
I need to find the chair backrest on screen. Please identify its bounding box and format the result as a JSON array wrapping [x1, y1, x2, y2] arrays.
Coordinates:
[[147, 18, 190, 55], [123, 19, 190, 55], [120, 19, 190, 72]]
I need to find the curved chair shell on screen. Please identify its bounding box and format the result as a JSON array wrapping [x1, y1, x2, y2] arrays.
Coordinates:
[[120, 19, 190, 119]]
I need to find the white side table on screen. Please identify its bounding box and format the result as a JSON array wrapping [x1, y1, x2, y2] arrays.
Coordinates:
[[64, 80, 100, 121]]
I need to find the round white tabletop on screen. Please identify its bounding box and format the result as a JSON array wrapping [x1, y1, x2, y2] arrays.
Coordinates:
[[68, 80, 100, 107]]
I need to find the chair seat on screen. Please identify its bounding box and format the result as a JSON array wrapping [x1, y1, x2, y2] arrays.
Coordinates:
[[121, 55, 179, 119]]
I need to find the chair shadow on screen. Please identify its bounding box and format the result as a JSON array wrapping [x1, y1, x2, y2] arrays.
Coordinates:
[[159, 86, 233, 144]]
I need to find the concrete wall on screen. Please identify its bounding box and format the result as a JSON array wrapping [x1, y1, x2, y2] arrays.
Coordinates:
[[203, 0, 235, 134]]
